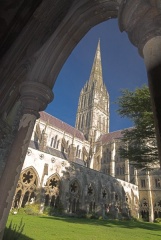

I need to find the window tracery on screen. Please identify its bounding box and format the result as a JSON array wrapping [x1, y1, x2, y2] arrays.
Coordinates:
[[13, 168, 38, 209], [154, 199, 161, 219], [102, 189, 107, 199], [68, 180, 80, 213], [44, 174, 60, 208]]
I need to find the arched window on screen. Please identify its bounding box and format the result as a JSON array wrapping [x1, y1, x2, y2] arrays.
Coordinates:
[[76, 145, 79, 157], [56, 140, 60, 149], [69, 180, 81, 213], [78, 149, 81, 158], [50, 137, 54, 147], [84, 95, 86, 107], [44, 174, 60, 207], [78, 115, 82, 129], [53, 135, 58, 148], [81, 115, 84, 129], [86, 94, 89, 106], [13, 168, 38, 209]]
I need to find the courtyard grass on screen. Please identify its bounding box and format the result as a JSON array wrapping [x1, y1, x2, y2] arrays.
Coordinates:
[[6, 213, 161, 240]]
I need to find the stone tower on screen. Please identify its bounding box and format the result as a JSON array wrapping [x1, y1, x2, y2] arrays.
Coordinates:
[[75, 40, 109, 141]]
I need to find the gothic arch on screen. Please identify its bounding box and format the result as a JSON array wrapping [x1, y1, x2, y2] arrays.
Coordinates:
[[21, 166, 40, 186], [1, 1, 161, 235], [140, 198, 149, 221], [26, 2, 119, 88], [13, 167, 39, 209], [44, 173, 61, 207], [101, 187, 109, 203], [69, 178, 81, 196], [87, 183, 96, 213], [154, 198, 161, 219], [68, 179, 81, 213]]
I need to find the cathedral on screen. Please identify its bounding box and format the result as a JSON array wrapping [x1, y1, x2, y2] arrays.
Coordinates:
[[12, 41, 161, 222], [1, 1, 161, 238]]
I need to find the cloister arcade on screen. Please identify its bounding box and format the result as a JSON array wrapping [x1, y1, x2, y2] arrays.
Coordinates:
[[0, 0, 161, 238]]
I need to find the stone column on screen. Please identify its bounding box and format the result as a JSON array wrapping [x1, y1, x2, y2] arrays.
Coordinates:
[[118, 0, 161, 166], [125, 159, 130, 182], [146, 171, 154, 222], [0, 82, 53, 239], [143, 37, 161, 164], [110, 141, 115, 177], [134, 168, 138, 186]]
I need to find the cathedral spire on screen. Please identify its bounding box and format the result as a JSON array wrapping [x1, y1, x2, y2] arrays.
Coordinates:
[[89, 39, 103, 86], [75, 39, 109, 140]]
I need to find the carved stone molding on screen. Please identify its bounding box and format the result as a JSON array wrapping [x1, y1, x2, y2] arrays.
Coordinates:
[[19, 81, 54, 117], [118, 0, 161, 55]]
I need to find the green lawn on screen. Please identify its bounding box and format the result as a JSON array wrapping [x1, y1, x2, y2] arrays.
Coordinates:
[[6, 214, 161, 240]]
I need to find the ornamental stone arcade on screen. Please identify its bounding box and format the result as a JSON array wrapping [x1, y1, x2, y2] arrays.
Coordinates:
[[0, 1, 161, 239]]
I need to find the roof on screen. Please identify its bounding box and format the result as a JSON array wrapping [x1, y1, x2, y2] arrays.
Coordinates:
[[39, 111, 85, 141], [97, 129, 123, 144]]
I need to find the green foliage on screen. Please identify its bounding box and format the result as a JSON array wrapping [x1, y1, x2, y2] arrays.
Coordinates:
[[3, 218, 25, 240], [116, 85, 159, 168], [24, 204, 41, 216], [75, 209, 87, 218], [154, 218, 161, 223], [44, 201, 64, 216], [86, 212, 99, 219]]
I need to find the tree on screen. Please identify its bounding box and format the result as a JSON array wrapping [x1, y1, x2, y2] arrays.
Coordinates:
[[116, 85, 159, 169]]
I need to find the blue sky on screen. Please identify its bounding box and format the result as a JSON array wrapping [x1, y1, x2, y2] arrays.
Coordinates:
[[46, 19, 148, 132]]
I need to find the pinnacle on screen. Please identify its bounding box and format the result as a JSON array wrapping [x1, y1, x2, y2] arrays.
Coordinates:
[[89, 39, 103, 86]]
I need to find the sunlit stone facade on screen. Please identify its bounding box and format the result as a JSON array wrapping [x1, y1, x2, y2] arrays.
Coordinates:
[[13, 41, 161, 222]]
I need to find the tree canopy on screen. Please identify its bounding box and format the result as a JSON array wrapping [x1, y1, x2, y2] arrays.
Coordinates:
[[116, 85, 159, 169]]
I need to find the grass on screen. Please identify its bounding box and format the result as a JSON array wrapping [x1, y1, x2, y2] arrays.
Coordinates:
[[6, 214, 161, 240]]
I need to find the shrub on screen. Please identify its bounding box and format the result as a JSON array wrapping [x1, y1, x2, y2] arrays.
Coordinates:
[[86, 212, 99, 219], [43, 201, 64, 216], [75, 209, 87, 218], [154, 218, 161, 223], [24, 204, 41, 216], [3, 218, 25, 240]]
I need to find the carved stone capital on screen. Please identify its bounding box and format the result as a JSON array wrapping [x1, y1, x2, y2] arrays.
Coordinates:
[[118, 0, 161, 55], [19, 82, 54, 117]]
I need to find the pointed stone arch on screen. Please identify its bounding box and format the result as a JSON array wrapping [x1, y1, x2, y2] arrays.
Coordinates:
[[13, 166, 39, 209], [44, 173, 61, 208], [68, 178, 81, 213], [1, 0, 161, 236], [154, 198, 161, 219], [140, 198, 149, 221], [86, 182, 96, 213]]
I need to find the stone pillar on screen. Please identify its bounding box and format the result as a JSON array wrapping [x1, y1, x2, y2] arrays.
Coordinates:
[[134, 168, 138, 186], [110, 141, 115, 177], [125, 159, 130, 182], [118, 0, 161, 166], [146, 171, 154, 222], [143, 37, 161, 164], [0, 82, 53, 239]]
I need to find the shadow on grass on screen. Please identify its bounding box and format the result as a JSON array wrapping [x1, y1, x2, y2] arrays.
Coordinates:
[[40, 215, 161, 232], [3, 218, 34, 240], [3, 228, 34, 240]]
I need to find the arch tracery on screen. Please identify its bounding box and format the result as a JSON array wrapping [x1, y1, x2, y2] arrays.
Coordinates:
[[0, 0, 161, 234], [44, 174, 60, 208], [69, 179, 81, 213], [13, 167, 38, 209]]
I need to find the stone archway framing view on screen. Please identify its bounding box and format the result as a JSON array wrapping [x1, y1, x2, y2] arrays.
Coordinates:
[[0, 1, 161, 239]]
